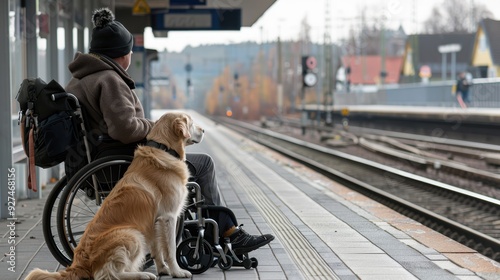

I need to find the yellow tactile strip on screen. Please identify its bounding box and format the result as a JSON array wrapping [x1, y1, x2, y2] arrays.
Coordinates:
[[210, 136, 340, 280]]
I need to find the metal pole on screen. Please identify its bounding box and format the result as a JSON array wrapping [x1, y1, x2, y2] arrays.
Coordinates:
[[441, 53, 447, 81], [277, 36, 283, 116], [26, 0, 38, 78], [0, 0, 13, 219], [64, 0, 74, 85], [301, 87, 306, 135], [76, 0, 85, 53], [451, 51, 457, 80], [48, 0, 59, 81], [380, 25, 386, 85], [25, 0, 41, 200]]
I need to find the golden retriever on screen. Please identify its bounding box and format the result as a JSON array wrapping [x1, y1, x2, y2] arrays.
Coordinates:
[[25, 112, 204, 280]]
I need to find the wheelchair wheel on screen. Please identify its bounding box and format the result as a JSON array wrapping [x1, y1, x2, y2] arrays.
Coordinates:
[[217, 255, 233, 270], [176, 237, 213, 274], [42, 177, 72, 266], [57, 155, 133, 260]]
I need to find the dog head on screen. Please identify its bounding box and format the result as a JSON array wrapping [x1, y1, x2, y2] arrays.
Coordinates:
[[147, 112, 204, 155]]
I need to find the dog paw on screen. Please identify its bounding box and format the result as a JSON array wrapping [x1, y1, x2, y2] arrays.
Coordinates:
[[156, 266, 170, 276], [171, 269, 192, 278]]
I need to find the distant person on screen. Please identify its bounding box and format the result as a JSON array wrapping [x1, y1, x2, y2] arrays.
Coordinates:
[[455, 72, 472, 108]]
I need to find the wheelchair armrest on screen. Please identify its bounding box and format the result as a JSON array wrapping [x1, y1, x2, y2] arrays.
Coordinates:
[[97, 134, 116, 143], [185, 182, 204, 205], [186, 181, 200, 192]]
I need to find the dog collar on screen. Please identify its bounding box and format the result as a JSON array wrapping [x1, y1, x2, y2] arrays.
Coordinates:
[[145, 140, 181, 160]]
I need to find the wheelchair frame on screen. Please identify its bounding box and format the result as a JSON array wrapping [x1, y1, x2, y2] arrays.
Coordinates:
[[42, 93, 258, 274]]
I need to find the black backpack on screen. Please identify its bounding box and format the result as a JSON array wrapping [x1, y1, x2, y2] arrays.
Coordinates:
[[16, 78, 81, 170]]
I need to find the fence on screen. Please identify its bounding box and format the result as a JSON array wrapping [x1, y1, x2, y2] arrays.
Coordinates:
[[333, 78, 500, 108]]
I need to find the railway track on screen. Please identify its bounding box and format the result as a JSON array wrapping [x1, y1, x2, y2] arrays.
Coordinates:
[[216, 117, 500, 262], [269, 118, 500, 200]]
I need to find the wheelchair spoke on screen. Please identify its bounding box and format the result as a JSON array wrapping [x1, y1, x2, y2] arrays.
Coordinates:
[[57, 156, 133, 260]]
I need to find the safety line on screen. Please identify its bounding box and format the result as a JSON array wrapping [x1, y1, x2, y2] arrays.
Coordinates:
[[210, 135, 339, 280]]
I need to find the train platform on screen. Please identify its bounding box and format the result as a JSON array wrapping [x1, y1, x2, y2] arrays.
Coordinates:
[[1, 110, 500, 280], [303, 104, 500, 123], [301, 104, 500, 147]]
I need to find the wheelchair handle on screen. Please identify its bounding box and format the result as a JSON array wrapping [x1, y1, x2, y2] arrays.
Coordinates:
[[51, 92, 81, 108], [51, 92, 68, 101]]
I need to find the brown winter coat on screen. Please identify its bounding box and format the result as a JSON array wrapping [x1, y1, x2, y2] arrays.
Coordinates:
[[66, 52, 154, 144]]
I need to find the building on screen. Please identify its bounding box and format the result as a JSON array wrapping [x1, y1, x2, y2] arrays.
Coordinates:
[[401, 33, 475, 82], [471, 18, 500, 78], [343, 56, 403, 85]]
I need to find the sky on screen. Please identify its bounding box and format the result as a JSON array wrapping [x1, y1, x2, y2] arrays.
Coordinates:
[[143, 0, 500, 53]]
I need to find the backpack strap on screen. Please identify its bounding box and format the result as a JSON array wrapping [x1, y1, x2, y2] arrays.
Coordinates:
[[21, 112, 38, 192], [27, 119, 37, 192]]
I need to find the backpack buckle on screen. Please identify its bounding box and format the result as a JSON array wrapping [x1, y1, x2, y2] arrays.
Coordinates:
[[24, 111, 38, 128]]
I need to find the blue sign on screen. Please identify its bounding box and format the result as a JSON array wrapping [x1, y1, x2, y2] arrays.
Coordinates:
[[151, 9, 241, 31], [170, 0, 207, 6]]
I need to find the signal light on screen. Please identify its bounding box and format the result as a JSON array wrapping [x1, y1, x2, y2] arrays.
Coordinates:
[[302, 55, 317, 87]]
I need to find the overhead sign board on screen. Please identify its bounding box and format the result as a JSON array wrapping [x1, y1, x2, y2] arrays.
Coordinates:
[[170, 0, 207, 6], [151, 9, 241, 31], [438, 44, 461, 53]]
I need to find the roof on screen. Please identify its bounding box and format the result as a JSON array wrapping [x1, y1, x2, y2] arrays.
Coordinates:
[[343, 56, 403, 85], [480, 18, 500, 64], [406, 33, 475, 64]]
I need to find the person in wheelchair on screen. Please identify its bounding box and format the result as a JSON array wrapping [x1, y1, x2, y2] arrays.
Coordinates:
[[64, 7, 274, 255]]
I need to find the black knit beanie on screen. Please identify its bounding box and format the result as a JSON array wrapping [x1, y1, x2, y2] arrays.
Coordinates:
[[90, 8, 133, 58]]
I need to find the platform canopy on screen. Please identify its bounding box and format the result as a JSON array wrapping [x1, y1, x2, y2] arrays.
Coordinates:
[[114, 0, 276, 34]]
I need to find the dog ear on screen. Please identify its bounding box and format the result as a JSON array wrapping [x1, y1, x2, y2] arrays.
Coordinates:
[[174, 117, 191, 139]]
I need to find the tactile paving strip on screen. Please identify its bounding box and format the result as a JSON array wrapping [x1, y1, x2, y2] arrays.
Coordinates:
[[210, 135, 339, 280]]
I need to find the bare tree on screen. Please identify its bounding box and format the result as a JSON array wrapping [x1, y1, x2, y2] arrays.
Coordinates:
[[423, 7, 446, 34], [423, 0, 493, 33], [299, 16, 312, 53], [343, 7, 406, 57], [343, 8, 383, 56]]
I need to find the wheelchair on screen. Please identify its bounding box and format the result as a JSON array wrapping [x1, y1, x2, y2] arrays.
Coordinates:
[[42, 93, 258, 274]]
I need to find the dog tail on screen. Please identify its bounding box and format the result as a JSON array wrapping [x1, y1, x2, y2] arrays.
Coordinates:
[[24, 268, 83, 280]]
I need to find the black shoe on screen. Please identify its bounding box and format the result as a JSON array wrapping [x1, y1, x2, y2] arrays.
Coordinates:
[[229, 225, 274, 254]]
